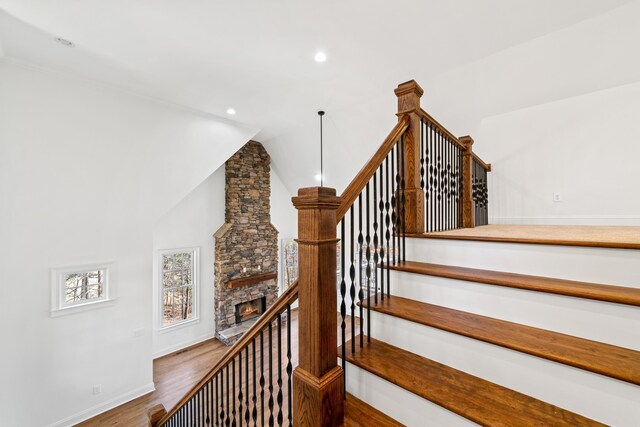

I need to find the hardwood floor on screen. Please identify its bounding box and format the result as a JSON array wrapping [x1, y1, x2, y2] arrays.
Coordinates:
[[420, 224, 640, 249], [78, 311, 362, 426]]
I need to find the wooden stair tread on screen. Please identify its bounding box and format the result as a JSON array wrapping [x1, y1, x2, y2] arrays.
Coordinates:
[[366, 295, 640, 385], [407, 224, 640, 250], [389, 260, 640, 307], [341, 338, 604, 427], [343, 393, 404, 427]]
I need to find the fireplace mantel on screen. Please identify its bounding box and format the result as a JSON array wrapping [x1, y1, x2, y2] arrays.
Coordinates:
[[226, 272, 277, 289]]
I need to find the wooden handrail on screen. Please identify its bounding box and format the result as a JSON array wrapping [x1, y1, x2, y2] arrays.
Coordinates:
[[337, 115, 410, 221], [154, 280, 299, 426], [472, 152, 492, 172], [418, 108, 466, 150]]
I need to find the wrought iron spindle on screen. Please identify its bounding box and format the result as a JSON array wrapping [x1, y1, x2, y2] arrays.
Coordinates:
[[237, 354, 242, 427], [286, 304, 293, 427], [252, 338, 258, 426], [349, 205, 356, 353], [401, 135, 406, 262], [226, 364, 230, 427], [390, 147, 396, 264], [277, 314, 283, 427], [244, 346, 250, 426], [365, 182, 371, 341], [260, 331, 265, 427], [357, 193, 364, 347], [384, 156, 391, 297], [339, 219, 346, 383], [373, 171, 379, 305], [268, 322, 274, 427], [378, 165, 385, 300]]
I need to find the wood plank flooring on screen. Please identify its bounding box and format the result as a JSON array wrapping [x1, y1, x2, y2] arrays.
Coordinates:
[[78, 312, 366, 426], [417, 224, 640, 249]]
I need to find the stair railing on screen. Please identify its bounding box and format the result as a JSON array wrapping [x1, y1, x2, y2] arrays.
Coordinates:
[[149, 282, 299, 427], [149, 80, 491, 427]]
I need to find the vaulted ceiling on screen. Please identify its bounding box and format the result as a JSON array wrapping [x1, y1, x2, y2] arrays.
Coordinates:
[[0, 0, 636, 192]]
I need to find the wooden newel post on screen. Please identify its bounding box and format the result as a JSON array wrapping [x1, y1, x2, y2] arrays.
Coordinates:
[[395, 80, 425, 235], [460, 135, 475, 228], [292, 187, 344, 427]]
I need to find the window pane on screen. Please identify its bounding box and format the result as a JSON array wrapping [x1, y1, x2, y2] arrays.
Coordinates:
[[163, 286, 193, 326], [64, 270, 105, 303], [163, 252, 192, 271]]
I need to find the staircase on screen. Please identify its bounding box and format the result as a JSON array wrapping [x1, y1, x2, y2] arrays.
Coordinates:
[[148, 80, 639, 427], [343, 235, 640, 426]]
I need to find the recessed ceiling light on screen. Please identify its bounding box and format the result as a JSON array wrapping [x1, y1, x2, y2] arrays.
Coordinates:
[[226, 108, 236, 115], [314, 52, 327, 63], [54, 37, 74, 47]]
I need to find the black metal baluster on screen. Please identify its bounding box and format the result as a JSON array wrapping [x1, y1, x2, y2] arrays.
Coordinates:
[[430, 124, 435, 233], [384, 156, 391, 297], [394, 144, 402, 264], [420, 118, 425, 229], [373, 171, 379, 305], [226, 365, 230, 427], [220, 369, 225, 426], [401, 135, 406, 262], [357, 193, 364, 348], [215, 373, 220, 427], [378, 165, 385, 301], [277, 314, 283, 426], [286, 305, 293, 427], [260, 331, 265, 427], [340, 219, 346, 381], [268, 322, 274, 427], [252, 338, 258, 426], [390, 147, 396, 265], [349, 205, 356, 353], [238, 354, 242, 427], [448, 137, 452, 230], [365, 182, 371, 342], [244, 346, 250, 426], [439, 130, 444, 231]]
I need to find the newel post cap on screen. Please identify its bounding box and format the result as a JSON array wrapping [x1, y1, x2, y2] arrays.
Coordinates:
[[394, 80, 424, 98], [292, 187, 341, 210], [459, 135, 474, 149]]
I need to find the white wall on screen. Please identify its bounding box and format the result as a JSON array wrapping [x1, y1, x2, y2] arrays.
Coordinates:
[[151, 162, 297, 358], [479, 82, 640, 225], [0, 59, 257, 427]]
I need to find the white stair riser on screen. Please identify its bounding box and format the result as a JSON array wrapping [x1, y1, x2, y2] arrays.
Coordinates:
[[405, 238, 640, 287], [387, 270, 640, 350], [366, 311, 640, 427], [343, 362, 477, 427]]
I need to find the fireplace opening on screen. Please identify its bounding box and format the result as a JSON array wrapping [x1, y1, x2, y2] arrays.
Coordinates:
[[235, 296, 266, 325]]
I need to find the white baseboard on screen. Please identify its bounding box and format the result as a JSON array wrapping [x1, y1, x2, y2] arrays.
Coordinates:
[[490, 216, 640, 226], [47, 382, 155, 427], [153, 331, 216, 359]]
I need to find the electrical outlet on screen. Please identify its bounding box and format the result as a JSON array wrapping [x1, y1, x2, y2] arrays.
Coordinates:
[[92, 384, 101, 395], [553, 192, 563, 202]]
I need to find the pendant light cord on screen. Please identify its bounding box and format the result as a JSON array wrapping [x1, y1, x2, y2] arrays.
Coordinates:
[[318, 111, 325, 187]]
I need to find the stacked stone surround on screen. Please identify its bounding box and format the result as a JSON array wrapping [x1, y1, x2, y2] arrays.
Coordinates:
[[214, 141, 279, 345]]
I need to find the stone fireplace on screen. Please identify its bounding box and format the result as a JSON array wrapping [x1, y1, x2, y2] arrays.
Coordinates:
[[213, 141, 279, 345]]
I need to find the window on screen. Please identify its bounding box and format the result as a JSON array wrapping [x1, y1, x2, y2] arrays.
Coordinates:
[[159, 248, 199, 328], [51, 263, 115, 316]]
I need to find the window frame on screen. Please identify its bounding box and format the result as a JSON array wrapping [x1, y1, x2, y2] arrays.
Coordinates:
[[50, 262, 116, 317], [157, 247, 200, 331]]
